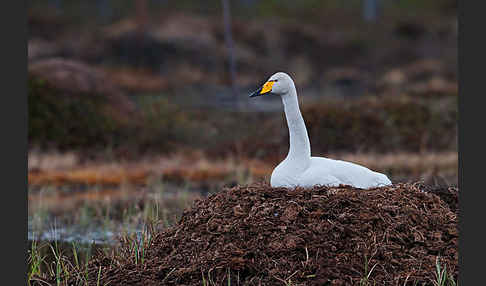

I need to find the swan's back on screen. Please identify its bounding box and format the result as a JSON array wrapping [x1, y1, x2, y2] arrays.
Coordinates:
[[306, 157, 392, 189], [271, 156, 392, 189]]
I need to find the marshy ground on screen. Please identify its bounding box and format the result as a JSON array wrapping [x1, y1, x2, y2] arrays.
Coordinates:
[[28, 150, 457, 243], [29, 182, 458, 285], [28, 151, 458, 285]]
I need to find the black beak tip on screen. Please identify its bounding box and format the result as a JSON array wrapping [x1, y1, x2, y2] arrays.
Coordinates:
[[249, 88, 262, 98]]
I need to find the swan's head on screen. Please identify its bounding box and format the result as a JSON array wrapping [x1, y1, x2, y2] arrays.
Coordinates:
[[249, 72, 295, 98]]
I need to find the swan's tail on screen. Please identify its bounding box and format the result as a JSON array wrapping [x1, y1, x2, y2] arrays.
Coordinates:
[[375, 173, 392, 187]]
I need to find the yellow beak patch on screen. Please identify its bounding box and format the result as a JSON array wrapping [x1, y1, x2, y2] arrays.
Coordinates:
[[260, 81, 275, 94]]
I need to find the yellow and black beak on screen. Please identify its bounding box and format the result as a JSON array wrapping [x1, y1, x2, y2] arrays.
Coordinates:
[[249, 80, 275, 98]]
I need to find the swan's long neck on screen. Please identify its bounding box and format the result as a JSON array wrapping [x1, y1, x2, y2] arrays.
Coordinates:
[[281, 87, 311, 167]]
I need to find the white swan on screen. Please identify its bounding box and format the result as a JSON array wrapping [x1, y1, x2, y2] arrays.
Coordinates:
[[249, 72, 392, 189]]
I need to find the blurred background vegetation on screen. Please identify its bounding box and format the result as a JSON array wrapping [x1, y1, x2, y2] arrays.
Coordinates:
[[28, 0, 457, 246]]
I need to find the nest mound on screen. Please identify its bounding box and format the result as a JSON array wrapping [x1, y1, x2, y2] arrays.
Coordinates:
[[89, 183, 458, 285]]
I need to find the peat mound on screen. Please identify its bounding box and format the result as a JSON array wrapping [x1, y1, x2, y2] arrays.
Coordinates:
[[88, 183, 458, 285]]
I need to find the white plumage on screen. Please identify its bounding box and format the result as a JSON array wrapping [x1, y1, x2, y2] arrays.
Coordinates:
[[249, 72, 392, 189]]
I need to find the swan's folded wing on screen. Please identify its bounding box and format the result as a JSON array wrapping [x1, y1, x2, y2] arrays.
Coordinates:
[[298, 166, 342, 188], [309, 157, 390, 189]]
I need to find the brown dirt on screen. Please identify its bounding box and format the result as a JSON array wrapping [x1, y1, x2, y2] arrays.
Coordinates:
[[84, 183, 458, 285]]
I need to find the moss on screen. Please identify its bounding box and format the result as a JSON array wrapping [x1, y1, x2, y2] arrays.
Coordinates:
[[28, 75, 125, 150], [197, 94, 456, 162], [134, 96, 195, 152], [29, 75, 457, 158], [302, 95, 456, 154], [28, 74, 199, 154]]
